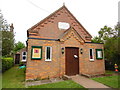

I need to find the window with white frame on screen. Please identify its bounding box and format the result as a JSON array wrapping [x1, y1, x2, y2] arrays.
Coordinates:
[[89, 49, 94, 61], [45, 46, 52, 61], [22, 51, 27, 61]]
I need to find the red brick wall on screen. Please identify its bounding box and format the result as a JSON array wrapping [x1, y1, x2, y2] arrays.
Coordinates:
[[80, 43, 105, 75], [26, 36, 105, 80], [26, 39, 61, 80]]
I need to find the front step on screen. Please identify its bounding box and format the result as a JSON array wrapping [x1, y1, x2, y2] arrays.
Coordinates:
[[62, 75, 72, 80]]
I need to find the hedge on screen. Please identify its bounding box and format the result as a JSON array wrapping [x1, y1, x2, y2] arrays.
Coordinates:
[[2, 57, 14, 72]]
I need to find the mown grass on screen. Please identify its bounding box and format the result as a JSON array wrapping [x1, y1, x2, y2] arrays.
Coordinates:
[[92, 75, 119, 88], [4, 66, 119, 88], [2, 65, 25, 88], [29, 80, 85, 88], [2, 66, 85, 88]]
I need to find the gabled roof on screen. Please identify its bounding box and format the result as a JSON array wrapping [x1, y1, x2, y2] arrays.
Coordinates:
[[60, 27, 85, 44], [27, 5, 92, 41], [27, 5, 65, 32]]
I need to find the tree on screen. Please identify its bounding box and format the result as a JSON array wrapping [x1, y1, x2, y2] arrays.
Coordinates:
[[91, 36, 103, 43], [0, 10, 15, 57], [92, 25, 117, 43], [92, 23, 120, 70], [0, 10, 9, 31], [2, 30, 14, 56], [13, 41, 25, 53]]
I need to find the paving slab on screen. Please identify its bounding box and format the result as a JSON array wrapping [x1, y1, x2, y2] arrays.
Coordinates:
[[70, 75, 111, 88], [25, 78, 64, 87]]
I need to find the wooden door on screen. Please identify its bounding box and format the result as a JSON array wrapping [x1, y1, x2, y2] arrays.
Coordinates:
[[65, 47, 79, 76], [15, 54, 20, 64]]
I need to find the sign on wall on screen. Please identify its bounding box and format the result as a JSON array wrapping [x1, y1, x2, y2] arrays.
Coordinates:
[[31, 46, 42, 60], [58, 22, 70, 30], [96, 49, 103, 59]]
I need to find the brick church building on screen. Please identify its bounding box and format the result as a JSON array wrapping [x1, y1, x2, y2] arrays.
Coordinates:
[[26, 5, 105, 80]]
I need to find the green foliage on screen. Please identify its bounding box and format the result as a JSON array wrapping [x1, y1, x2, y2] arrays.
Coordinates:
[[92, 25, 118, 43], [104, 37, 119, 63], [0, 10, 15, 56], [92, 23, 120, 70], [13, 41, 25, 53], [2, 31, 14, 56], [2, 57, 14, 72], [99, 26, 115, 41], [0, 10, 9, 31], [91, 36, 103, 43]]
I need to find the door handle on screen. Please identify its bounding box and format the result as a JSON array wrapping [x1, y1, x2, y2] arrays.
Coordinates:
[[74, 55, 78, 58]]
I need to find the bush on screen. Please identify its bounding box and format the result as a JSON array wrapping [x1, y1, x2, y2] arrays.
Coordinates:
[[2, 57, 14, 72]]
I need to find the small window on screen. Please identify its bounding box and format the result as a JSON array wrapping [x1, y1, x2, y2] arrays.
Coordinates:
[[96, 49, 103, 59], [89, 49, 94, 61], [45, 46, 52, 61]]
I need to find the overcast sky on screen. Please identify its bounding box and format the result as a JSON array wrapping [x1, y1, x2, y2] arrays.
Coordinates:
[[0, 0, 119, 44]]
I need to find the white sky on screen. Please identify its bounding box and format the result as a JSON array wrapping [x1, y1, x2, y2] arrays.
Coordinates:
[[0, 0, 119, 44]]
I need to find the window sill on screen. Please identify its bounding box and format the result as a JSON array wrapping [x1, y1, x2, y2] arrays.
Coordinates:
[[45, 59, 52, 61], [21, 60, 26, 62], [90, 59, 94, 61], [96, 58, 103, 60]]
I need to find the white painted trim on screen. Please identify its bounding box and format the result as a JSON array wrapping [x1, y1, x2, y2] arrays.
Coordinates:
[[89, 48, 94, 61], [45, 46, 52, 61]]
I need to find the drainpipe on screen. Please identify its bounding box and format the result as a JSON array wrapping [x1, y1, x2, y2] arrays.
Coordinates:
[[59, 41, 61, 78]]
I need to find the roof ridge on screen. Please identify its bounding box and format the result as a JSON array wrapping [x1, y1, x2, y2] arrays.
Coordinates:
[[63, 6, 92, 38]]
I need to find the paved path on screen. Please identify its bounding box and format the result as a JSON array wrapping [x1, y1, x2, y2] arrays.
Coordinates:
[[70, 75, 110, 88]]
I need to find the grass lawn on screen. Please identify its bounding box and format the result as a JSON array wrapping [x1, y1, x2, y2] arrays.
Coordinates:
[[92, 75, 119, 88], [29, 80, 85, 88], [2, 66, 84, 88], [4, 66, 119, 88], [2, 65, 25, 88]]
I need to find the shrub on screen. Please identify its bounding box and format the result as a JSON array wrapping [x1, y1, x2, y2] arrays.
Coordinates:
[[2, 57, 14, 72]]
